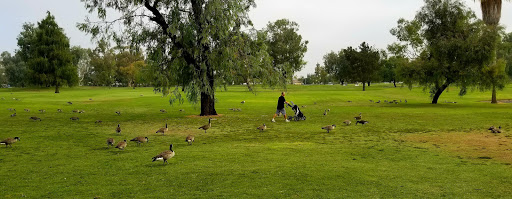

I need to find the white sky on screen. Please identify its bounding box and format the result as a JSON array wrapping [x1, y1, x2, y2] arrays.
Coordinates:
[[1, 0, 511, 77]]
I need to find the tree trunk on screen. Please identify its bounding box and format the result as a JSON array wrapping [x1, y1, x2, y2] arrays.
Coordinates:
[[362, 82, 366, 91], [393, 79, 397, 87], [200, 66, 217, 116], [491, 84, 497, 104], [55, 84, 60, 93], [367, 81, 371, 86], [431, 83, 450, 104]]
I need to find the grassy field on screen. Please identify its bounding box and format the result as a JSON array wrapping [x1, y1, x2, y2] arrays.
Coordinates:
[[1, 84, 512, 198]]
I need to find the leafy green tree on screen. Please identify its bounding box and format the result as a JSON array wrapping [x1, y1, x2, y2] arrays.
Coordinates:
[[17, 12, 78, 93], [499, 32, 512, 77], [80, 0, 282, 116], [381, 45, 410, 87], [391, 0, 494, 104], [343, 42, 381, 91], [264, 19, 309, 85], [70, 46, 93, 86], [88, 40, 116, 87], [1, 51, 28, 87], [115, 49, 144, 87], [323, 50, 349, 84]]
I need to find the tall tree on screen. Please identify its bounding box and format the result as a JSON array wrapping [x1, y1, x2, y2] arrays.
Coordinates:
[[80, 0, 281, 116], [70, 46, 92, 86], [391, 0, 494, 104], [323, 50, 349, 85], [343, 42, 381, 91], [1, 51, 28, 87], [88, 40, 116, 87], [264, 19, 309, 85], [17, 12, 78, 93]]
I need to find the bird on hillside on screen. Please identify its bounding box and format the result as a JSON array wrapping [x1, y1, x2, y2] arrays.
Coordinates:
[[72, 110, 79, 113], [115, 111, 121, 116], [160, 109, 167, 113], [116, 124, 121, 134], [354, 113, 362, 120], [257, 124, 267, 132], [89, 98, 93, 101], [185, 135, 195, 145], [241, 101, 245, 104], [343, 120, 351, 125], [7, 108, 15, 112], [30, 116, 42, 121], [156, 123, 168, 135], [67, 102, 73, 105], [198, 118, 213, 133], [356, 120, 369, 125], [488, 126, 502, 134], [24, 109, 30, 112], [106, 138, 115, 147], [10, 113, 16, 117], [321, 125, 336, 133], [179, 109, 185, 112], [70, 116, 80, 121], [404, 99, 407, 103], [376, 100, 381, 103], [57, 109, 62, 112], [39, 109, 45, 113], [79, 110, 85, 113], [1, 137, 20, 147], [152, 144, 175, 164], [115, 140, 127, 150], [130, 137, 149, 146], [323, 110, 327, 116]]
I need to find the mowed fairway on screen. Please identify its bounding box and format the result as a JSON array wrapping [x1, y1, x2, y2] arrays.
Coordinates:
[[1, 84, 512, 198]]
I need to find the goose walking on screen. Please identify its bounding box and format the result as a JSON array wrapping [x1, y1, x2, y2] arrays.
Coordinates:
[[257, 124, 267, 132], [156, 123, 168, 135], [1, 137, 20, 147], [185, 135, 195, 145], [322, 125, 336, 133], [152, 144, 175, 164], [199, 118, 213, 133]]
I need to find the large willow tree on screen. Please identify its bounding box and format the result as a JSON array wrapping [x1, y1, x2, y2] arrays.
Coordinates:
[[79, 0, 280, 115]]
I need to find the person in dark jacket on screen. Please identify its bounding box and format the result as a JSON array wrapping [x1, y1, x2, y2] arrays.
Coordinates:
[[272, 92, 289, 122]]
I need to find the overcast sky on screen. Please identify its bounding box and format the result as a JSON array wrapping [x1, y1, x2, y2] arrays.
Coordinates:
[[1, 0, 511, 77]]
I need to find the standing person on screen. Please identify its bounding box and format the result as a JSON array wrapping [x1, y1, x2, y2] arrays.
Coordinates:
[[272, 92, 290, 122]]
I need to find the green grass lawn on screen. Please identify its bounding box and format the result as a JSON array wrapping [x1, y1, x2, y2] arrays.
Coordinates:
[[1, 84, 512, 198]]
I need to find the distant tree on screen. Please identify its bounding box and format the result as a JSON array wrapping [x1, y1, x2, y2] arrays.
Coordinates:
[[391, 0, 494, 104], [70, 46, 92, 86], [115, 49, 144, 87], [323, 50, 349, 84], [17, 12, 78, 93], [344, 42, 381, 91], [80, 0, 282, 116], [1, 51, 28, 87], [498, 32, 512, 77], [264, 19, 309, 85], [312, 63, 330, 84], [88, 40, 116, 87], [381, 45, 410, 87]]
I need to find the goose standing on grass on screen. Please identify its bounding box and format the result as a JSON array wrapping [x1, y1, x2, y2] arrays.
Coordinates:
[[241, 101, 245, 104], [323, 110, 327, 116], [156, 123, 168, 135], [185, 135, 195, 145], [57, 109, 62, 112], [39, 109, 46, 113], [322, 125, 336, 133], [10, 113, 16, 117], [343, 120, 351, 125], [488, 126, 502, 134], [354, 113, 362, 120], [70, 116, 80, 121], [24, 109, 30, 112], [198, 118, 213, 133], [30, 116, 42, 121], [115, 111, 121, 116], [356, 120, 369, 125], [67, 101, 73, 105], [160, 109, 167, 113], [115, 140, 127, 150], [257, 124, 267, 132], [107, 138, 115, 147], [116, 124, 121, 134], [152, 144, 175, 164], [1, 137, 20, 147], [130, 137, 149, 146]]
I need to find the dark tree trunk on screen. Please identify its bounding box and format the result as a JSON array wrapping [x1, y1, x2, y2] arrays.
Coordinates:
[[491, 84, 497, 104], [362, 82, 366, 91], [431, 83, 450, 104], [200, 66, 217, 116], [55, 84, 60, 93], [393, 79, 397, 87], [367, 81, 371, 86]]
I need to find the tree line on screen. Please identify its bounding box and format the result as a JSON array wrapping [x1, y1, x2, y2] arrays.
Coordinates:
[[305, 0, 512, 104]]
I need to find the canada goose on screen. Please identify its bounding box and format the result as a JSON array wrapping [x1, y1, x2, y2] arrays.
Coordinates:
[[70, 116, 80, 121], [10, 113, 16, 117], [95, 120, 103, 124], [376, 100, 381, 103], [67, 101, 73, 105], [115, 111, 121, 115], [301, 105, 307, 108], [115, 140, 127, 150], [323, 110, 327, 116], [7, 108, 15, 111], [241, 101, 245, 104], [160, 109, 167, 113], [115, 124, 121, 134], [57, 109, 62, 112], [354, 113, 362, 120], [356, 120, 369, 125], [185, 135, 195, 145], [257, 124, 267, 132], [488, 126, 502, 134], [347, 101, 352, 103], [198, 118, 213, 133], [79, 110, 85, 113], [179, 109, 185, 112], [343, 120, 351, 125], [236, 108, 242, 112], [152, 144, 175, 164], [140, 94, 144, 96], [30, 116, 42, 121], [130, 137, 149, 146], [369, 100, 374, 103], [24, 109, 30, 112], [39, 109, 46, 113], [328, 109, 330, 112], [1, 137, 20, 147], [89, 98, 93, 101], [384, 100, 388, 103], [107, 138, 115, 147], [72, 109, 79, 113], [321, 125, 336, 133], [404, 99, 407, 103], [156, 123, 168, 135]]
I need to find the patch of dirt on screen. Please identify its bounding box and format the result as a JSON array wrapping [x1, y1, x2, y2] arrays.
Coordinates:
[[403, 132, 512, 164], [185, 114, 224, 118], [480, 99, 512, 103]]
